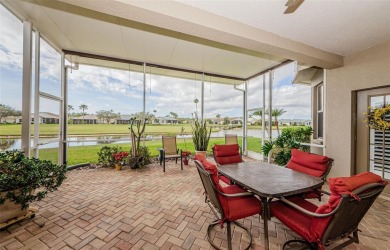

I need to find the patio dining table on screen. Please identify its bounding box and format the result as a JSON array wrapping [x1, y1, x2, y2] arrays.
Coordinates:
[[218, 161, 324, 250]]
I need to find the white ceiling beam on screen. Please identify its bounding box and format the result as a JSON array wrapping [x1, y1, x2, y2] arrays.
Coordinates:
[[55, 0, 343, 69]]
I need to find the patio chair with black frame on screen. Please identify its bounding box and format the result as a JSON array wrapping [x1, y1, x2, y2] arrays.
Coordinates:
[[157, 136, 183, 172], [194, 159, 262, 250], [271, 172, 387, 250], [212, 144, 243, 185], [286, 148, 334, 200]]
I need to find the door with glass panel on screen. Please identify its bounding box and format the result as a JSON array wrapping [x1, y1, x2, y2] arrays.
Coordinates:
[[356, 87, 390, 196]]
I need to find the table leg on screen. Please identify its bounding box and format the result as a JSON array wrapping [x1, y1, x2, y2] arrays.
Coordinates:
[[261, 197, 269, 250]]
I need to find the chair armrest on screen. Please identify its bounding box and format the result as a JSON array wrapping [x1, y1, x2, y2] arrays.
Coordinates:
[[279, 197, 341, 218], [217, 189, 254, 198], [157, 148, 165, 152]]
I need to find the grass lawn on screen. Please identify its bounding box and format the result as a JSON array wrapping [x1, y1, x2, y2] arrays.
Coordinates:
[[1, 123, 228, 137], [39, 137, 262, 166]]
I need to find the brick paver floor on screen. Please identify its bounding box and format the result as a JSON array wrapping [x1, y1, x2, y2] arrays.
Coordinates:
[[1, 160, 389, 249]]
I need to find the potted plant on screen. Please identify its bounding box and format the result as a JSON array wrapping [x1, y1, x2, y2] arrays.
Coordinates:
[[112, 151, 129, 170], [0, 150, 67, 224], [128, 118, 152, 169], [192, 119, 211, 158], [181, 151, 191, 165]]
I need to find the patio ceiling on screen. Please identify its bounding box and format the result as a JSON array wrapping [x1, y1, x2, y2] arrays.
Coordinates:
[[2, 0, 389, 83]]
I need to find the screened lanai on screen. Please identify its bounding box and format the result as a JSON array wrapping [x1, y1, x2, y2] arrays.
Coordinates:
[[1, 0, 319, 167]]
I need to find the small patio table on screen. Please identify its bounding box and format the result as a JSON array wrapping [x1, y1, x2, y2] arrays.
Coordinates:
[[218, 161, 324, 250]]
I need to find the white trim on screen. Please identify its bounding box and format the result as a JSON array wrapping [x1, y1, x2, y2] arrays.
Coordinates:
[[21, 20, 32, 157], [33, 31, 40, 158], [39, 91, 63, 101]]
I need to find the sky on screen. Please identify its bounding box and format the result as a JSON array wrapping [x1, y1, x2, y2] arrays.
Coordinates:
[[0, 5, 311, 120]]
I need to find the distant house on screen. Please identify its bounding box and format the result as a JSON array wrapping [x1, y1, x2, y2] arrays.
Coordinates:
[[209, 118, 223, 125], [33, 112, 60, 124], [116, 115, 133, 124], [72, 114, 98, 124], [156, 117, 178, 124], [1, 112, 59, 124], [229, 118, 243, 125], [279, 119, 311, 126], [1, 116, 22, 124]]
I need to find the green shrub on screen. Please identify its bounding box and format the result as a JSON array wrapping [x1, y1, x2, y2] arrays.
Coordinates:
[[0, 150, 67, 209], [262, 126, 313, 166], [97, 146, 122, 167], [126, 146, 151, 169]]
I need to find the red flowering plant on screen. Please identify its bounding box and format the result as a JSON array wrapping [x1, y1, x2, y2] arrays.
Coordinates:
[[112, 151, 129, 166]]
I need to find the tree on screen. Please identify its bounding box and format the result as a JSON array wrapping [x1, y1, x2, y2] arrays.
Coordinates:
[[223, 116, 230, 125], [67, 105, 74, 124], [79, 104, 88, 121], [96, 110, 119, 124], [271, 108, 287, 136], [169, 112, 178, 119], [0, 104, 21, 122], [216, 114, 221, 124]]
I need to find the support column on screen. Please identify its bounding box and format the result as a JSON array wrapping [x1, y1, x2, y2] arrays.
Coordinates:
[[262, 74, 266, 161], [21, 21, 33, 157], [142, 63, 146, 146], [268, 71, 273, 142], [201, 73, 205, 121], [33, 31, 40, 158], [243, 81, 248, 155], [60, 53, 67, 164]]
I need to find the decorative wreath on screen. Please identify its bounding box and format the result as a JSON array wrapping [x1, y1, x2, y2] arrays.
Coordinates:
[[364, 105, 390, 130]]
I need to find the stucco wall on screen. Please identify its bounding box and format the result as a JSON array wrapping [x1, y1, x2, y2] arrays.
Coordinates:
[[325, 42, 390, 178]]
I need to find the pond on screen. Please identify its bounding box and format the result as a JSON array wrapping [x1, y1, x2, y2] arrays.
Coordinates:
[[0, 129, 279, 151]]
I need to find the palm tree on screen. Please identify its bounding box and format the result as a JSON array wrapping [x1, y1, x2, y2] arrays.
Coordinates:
[[67, 105, 74, 124], [79, 104, 88, 122], [194, 98, 199, 117], [271, 108, 287, 136]]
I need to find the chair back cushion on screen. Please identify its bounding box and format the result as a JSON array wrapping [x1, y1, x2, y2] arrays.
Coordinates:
[[287, 149, 329, 177], [162, 136, 177, 155], [309, 172, 383, 243], [213, 144, 242, 165]]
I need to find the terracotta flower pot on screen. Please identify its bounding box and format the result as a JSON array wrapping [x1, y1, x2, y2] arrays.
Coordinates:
[[195, 150, 207, 158], [115, 164, 121, 171]]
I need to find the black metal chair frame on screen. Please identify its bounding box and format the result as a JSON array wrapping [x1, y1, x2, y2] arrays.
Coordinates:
[[157, 136, 183, 172], [194, 160, 257, 250], [278, 182, 386, 250]]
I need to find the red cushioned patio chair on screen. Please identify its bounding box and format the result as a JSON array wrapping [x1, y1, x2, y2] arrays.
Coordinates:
[[271, 172, 387, 250], [195, 158, 261, 250], [212, 144, 243, 184], [287, 148, 334, 200]]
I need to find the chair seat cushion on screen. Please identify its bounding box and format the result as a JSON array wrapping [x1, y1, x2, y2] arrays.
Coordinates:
[[271, 197, 318, 241], [287, 149, 329, 177], [222, 185, 261, 221]]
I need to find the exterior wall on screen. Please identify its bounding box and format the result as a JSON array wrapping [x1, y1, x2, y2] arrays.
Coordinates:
[[325, 42, 390, 178]]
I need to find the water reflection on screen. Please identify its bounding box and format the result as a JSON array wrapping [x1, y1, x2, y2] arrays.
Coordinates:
[[1, 128, 276, 151]]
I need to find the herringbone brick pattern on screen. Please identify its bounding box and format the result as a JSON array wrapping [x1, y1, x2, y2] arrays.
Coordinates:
[[0, 159, 389, 249]]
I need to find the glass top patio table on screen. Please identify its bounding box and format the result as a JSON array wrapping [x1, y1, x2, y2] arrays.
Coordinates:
[[218, 161, 324, 198], [218, 161, 324, 250]]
